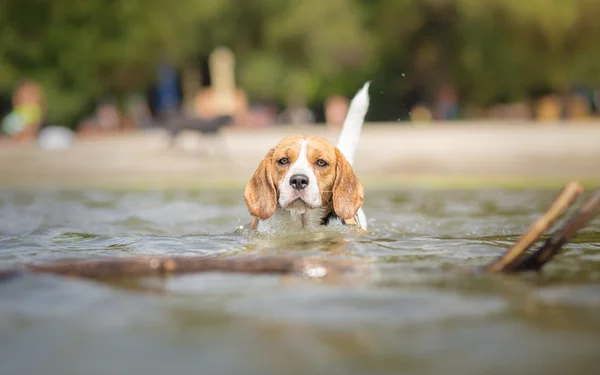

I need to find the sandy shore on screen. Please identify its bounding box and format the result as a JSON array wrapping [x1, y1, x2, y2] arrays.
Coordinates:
[[2, 121, 600, 190]]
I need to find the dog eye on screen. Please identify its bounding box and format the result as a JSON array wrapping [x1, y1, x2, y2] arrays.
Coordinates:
[[315, 159, 328, 167], [277, 157, 289, 165]]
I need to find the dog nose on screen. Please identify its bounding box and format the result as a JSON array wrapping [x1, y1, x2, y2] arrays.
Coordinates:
[[289, 174, 309, 190]]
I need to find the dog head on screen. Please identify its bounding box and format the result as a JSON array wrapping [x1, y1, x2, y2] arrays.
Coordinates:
[[244, 135, 363, 221]]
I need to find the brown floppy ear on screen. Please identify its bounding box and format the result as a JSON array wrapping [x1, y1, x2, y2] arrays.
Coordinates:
[[332, 147, 364, 220], [244, 149, 277, 220]]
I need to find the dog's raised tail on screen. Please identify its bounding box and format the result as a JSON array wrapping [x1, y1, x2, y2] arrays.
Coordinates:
[[336, 81, 371, 166]]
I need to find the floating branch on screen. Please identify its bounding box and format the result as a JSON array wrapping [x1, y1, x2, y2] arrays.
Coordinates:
[[483, 181, 583, 273], [1, 256, 355, 281], [511, 187, 600, 272]]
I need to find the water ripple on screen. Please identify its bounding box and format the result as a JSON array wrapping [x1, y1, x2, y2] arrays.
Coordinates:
[[1, 188, 599, 375]]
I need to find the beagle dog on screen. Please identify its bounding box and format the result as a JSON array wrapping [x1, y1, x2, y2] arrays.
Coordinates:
[[244, 82, 370, 234]]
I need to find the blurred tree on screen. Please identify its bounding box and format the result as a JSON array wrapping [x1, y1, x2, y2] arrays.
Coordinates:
[[198, 0, 373, 105], [368, 0, 600, 119], [2, 0, 600, 124], [0, 0, 225, 125]]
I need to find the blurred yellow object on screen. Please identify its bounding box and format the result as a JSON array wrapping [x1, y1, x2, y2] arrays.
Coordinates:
[[1, 104, 42, 135], [410, 104, 433, 123], [535, 95, 562, 122]]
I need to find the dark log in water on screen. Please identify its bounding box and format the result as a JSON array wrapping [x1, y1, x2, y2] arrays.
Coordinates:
[[0, 256, 356, 281], [1, 181, 599, 282]]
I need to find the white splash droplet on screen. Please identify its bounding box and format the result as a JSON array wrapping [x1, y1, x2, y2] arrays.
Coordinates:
[[304, 265, 328, 278]]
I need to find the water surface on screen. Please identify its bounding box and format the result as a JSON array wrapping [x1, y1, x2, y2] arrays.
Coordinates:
[[1, 188, 599, 375]]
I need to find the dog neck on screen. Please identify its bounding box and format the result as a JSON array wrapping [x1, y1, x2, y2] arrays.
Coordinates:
[[251, 206, 346, 234]]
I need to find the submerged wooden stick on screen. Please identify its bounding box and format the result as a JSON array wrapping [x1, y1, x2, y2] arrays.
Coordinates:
[[483, 181, 583, 273], [0, 256, 354, 281], [511, 188, 600, 272]]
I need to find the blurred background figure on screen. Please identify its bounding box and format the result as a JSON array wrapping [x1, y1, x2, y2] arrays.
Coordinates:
[[155, 61, 181, 118], [37, 126, 75, 150], [77, 100, 123, 138], [489, 102, 532, 120], [410, 103, 433, 123], [325, 95, 350, 131], [433, 85, 459, 121], [1, 80, 45, 142], [123, 94, 154, 131], [535, 95, 563, 122], [565, 85, 593, 120], [247, 103, 278, 128], [191, 47, 248, 126], [277, 94, 315, 126]]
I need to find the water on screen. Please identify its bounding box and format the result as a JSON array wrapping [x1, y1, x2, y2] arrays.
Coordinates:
[[1, 188, 600, 375]]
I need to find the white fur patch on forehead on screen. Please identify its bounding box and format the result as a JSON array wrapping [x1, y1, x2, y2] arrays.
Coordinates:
[[298, 138, 308, 161], [287, 138, 309, 170]]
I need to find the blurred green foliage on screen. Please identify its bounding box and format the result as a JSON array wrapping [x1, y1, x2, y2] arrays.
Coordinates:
[[1, 0, 600, 124]]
